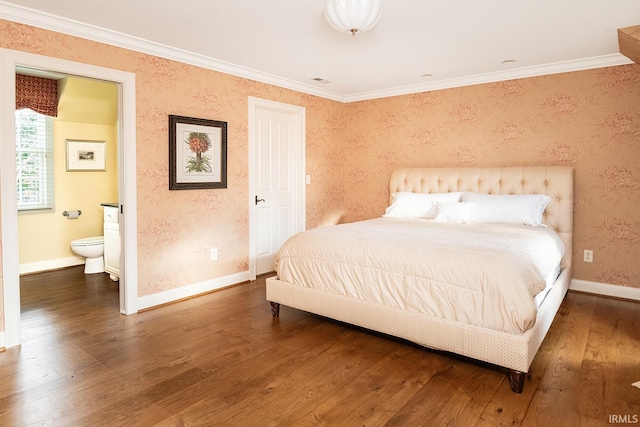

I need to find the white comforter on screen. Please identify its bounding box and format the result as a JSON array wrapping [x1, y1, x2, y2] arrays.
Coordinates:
[[275, 218, 565, 334]]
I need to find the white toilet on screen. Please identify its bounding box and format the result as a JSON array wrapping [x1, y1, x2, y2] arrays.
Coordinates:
[[71, 236, 105, 274]]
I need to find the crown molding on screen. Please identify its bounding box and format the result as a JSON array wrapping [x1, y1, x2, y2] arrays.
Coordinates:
[[0, 1, 633, 104], [344, 54, 634, 102], [0, 1, 346, 102]]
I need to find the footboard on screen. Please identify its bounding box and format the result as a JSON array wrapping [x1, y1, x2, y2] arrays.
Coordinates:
[[266, 266, 571, 393]]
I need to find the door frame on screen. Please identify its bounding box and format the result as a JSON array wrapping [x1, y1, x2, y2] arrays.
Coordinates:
[[0, 48, 138, 348], [248, 96, 305, 280]]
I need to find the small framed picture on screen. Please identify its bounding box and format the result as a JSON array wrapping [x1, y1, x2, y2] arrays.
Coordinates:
[[169, 115, 228, 190], [66, 140, 106, 171]]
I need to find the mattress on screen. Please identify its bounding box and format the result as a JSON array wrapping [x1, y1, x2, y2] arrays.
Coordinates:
[[275, 217, 565, 335]]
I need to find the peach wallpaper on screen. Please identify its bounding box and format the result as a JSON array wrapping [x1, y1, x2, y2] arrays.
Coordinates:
[[0, 17, 638, 337], [339, 66, 640, 287], [0, 19, 345, 303]]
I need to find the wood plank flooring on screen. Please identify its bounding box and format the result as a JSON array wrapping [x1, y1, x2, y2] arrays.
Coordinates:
[[0, 266, 638, 426]]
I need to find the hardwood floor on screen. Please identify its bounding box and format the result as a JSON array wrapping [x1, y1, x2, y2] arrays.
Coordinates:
[[0, 266, 638, 426]]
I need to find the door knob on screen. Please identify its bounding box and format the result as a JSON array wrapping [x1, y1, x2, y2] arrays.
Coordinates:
[[255, 195, 265, 205]]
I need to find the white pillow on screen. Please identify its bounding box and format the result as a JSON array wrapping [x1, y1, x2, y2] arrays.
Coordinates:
[[433, 202, 475, 224], [384, 192, 462, 219], [461, 192, 551, 226]]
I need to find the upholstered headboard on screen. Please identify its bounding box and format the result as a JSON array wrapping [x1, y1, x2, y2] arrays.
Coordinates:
[[389, 167, 574, 269]]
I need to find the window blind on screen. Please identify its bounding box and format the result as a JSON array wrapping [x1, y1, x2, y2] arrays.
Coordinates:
[[15, 109, 54, 211]]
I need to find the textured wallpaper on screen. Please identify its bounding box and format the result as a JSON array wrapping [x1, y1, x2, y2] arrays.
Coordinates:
[[339, 67, 640, 287], [0, 19, 344, 299], [0, 16, 638, 329]]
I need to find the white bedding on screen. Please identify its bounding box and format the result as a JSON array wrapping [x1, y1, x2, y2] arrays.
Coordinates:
[[275, 217, 565, 334]]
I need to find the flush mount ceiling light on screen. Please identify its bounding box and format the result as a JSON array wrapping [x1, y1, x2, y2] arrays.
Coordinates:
[[325, 0, 382, 36]]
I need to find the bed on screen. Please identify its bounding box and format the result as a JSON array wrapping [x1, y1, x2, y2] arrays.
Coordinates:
[[266, 166, 573, 393]]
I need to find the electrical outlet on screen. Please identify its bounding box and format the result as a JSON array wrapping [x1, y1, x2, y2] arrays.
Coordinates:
[[210, 248, 218, 260], [583, 249, 593, 263]]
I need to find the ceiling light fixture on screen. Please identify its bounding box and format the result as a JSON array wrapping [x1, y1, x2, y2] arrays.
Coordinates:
[[324, 0, 382, 36]]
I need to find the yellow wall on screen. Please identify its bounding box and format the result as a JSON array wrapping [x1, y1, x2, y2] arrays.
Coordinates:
[[18, 76, 118, 267]]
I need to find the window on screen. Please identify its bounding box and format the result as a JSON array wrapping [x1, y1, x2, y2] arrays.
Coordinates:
[[15, 109, 54, 211]]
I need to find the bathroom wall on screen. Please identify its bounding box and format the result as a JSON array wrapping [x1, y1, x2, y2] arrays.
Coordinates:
[[18, 76, 118, 272]]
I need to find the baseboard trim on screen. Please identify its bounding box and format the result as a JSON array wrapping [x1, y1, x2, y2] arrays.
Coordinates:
[[570, 279, 640, 302], [19, 257, 84, 275], [137, 271, 251, 311]]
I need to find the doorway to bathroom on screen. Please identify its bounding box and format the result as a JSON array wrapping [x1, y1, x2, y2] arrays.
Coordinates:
[[1, 49, 138, 348], [16, 70, 120, 320], [16, 71, 119, 275]]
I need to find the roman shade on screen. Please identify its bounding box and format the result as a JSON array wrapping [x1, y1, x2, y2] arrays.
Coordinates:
[[15, 74, 58, 117]]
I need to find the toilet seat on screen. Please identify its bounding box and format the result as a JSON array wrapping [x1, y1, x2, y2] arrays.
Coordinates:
[[71, 236, 104, 247], [70, 236, 105, 274]]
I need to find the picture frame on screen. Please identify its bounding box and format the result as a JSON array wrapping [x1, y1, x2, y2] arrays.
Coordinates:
[[66, 140, 106, 171], [169, 115, 227, 190]]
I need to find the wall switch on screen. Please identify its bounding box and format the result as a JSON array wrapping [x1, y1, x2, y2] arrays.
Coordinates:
[[210, 248, 218, 260], [583, 249, 593, 263]]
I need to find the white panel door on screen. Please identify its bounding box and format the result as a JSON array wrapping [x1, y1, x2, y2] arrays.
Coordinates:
[[249, 96, 305, 279], [255, 109, 296, 274]]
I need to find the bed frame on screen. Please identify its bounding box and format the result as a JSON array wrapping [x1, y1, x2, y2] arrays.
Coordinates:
[[266, 166, 573, 393]]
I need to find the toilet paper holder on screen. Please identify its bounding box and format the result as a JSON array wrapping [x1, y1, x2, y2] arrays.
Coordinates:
[[62, 210, 82, 218]]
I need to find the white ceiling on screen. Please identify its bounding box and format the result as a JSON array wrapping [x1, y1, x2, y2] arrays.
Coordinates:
[[1, 0, 639, 102]]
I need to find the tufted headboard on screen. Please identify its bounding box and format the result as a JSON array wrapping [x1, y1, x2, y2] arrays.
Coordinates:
[[389, 166, 574, 269]]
